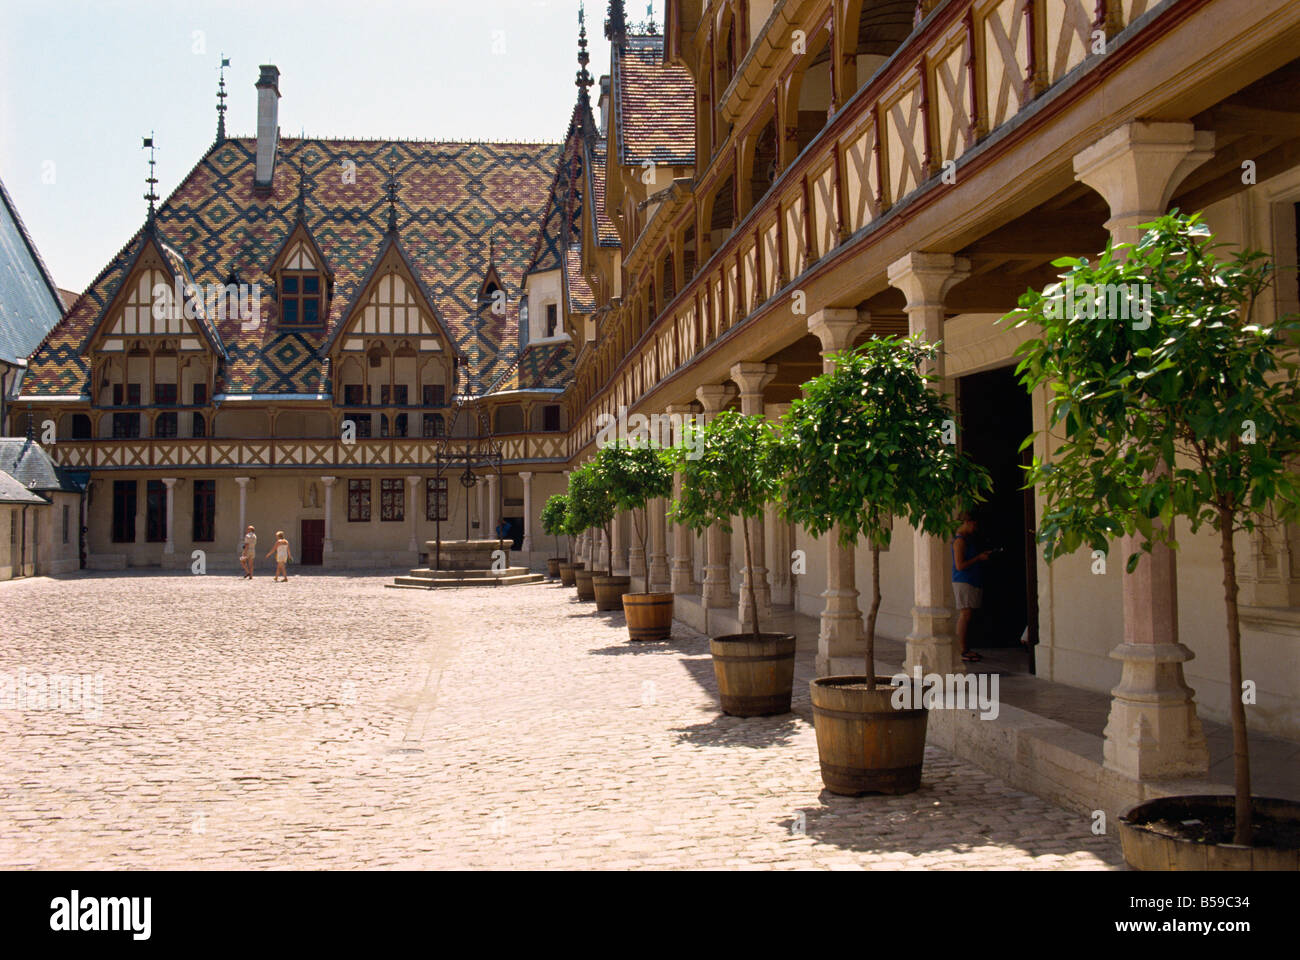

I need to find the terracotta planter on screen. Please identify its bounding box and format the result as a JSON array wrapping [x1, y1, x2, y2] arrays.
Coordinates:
[[810, 676, 928, 796], [574, 568, 603, 601], [558, 561, 582, 587], [592, 574, 631, 611], [709, 633, 797, 717], [1119, 795, 1300, 870], [545, 558, 563, 579], [622, 592, 674, 641]]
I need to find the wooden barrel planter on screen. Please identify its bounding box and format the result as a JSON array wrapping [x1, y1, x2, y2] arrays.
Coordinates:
[[558, 561, 582, 587], [574, 568, 601, 601], [810, 676, 928, 796], [592, 575, 631, 611], [1119, 795, 1300, 870], [545, 558, 563, 579], [709, 634, 797, 717], [622, 592, 674, 641]]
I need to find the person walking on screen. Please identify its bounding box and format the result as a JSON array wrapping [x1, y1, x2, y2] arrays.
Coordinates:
[[240, 525, 257, 579], [952, 511, 992, 663], [264, 531, 292, 582]]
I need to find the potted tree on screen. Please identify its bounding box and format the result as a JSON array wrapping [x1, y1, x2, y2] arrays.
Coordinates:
[[1008, 212, 1300, 868], [781, 335, 991, 794], [567, 461, 612, 603], [595, 439, 676, 639], [670, 410, 795, 715], [540, 493, 569, 580]]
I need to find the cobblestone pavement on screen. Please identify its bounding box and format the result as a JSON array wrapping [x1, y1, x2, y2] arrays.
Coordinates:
[[0, 571, 1123, 869]]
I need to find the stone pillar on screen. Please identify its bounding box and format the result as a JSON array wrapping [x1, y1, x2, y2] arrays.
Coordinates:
[[476, 481, 485, 536], [696, 384, 737, 608], [321, 477, 336, 554], [235, 476, 251, 545], [806, 310, 867, 675], [406, 475, 421, 554], [519, 471, 534, 555], [730, 362, 777, 627], [666, 403, 696, 594], [764, 402, 793, 605], [162, 478, 178, 555], [485, 473, 499, 541], [1074, 120, 1213, 779], [612, 510, 629, 576], [887, 252, 969, 677], [647, 493, 671, 592], [627, 507, 647, 580]]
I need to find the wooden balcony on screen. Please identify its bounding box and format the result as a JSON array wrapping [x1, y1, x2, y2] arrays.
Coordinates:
[[45, 432, 570, 472], [580, 0, 1149, 452]]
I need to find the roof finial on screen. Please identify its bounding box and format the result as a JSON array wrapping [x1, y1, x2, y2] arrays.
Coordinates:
[[605, 0, 627, 50], [216, 55, 230, 141], [576, 3, 595, 106], [296, 139, 310, 222], [646, 2, 657, 35], [142, 133, 159, 224], [385, 145, 400, 234]]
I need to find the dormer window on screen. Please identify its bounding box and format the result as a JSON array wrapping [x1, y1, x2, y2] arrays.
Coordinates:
[[281, 271, 322, 326]]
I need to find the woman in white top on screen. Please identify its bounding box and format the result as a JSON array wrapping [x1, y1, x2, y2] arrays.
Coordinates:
[[240, 525, 257, 579], [264, 530, 292, 582]]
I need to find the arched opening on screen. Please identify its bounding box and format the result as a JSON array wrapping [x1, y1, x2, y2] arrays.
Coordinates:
[[786, 30, 833, 163], [748, 113, 779, 214], [495, 404, 525, 434], [662, 250, 676, 304], [848, 0, 916, 95], [709, 173, 736, 252]]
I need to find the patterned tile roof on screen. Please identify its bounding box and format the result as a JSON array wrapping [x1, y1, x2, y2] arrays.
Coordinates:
[[490, 338, 577, 393], [21, 137, 561, 398], [613, 34, 696, 167], [565, 246, 595, 313], [588, 138, 620, 247], [0, 176, 65, 366]]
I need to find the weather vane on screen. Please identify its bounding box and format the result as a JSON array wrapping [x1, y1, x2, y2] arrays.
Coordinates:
[[142, 133, 159, 218]]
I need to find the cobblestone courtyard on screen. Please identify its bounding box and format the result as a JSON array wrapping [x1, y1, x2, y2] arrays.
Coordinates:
[[0, 572, 1122, 869]]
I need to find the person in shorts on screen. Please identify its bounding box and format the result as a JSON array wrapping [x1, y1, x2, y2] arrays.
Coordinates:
[[264, 530, 292, 582], [240, 525, 257, 579], [952, 511, 992, 662]]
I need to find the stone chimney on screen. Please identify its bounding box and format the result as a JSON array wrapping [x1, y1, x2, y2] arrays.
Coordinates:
[[254, 65, 280, 196], [598, 76, 611, 137]]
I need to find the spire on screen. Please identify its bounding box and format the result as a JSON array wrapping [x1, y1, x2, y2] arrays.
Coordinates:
[[216, 55, 230, 141], [576, 2, 594, 107], [604, 0, 627, 50], [384, 145, 400, 235], [295, 140, 310, 223], [142, 133, 159, 226]]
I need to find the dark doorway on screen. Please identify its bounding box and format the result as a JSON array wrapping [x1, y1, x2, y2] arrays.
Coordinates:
[[300, 519, 324, 566], [957, 365, 1036, 658], [502, 516, 523, 552]]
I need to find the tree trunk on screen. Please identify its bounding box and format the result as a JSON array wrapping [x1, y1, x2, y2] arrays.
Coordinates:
[[867, 542, 882, 690], [1218, 507, 1252, 845], [741, 514, 762, 642]]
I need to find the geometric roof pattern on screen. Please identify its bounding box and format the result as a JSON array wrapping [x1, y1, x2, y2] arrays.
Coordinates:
[[22, 136, 565, 398], [614, 34, 696, 167]]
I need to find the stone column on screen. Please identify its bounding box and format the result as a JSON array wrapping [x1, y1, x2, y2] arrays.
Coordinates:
[[1074, 120, 1213, 778], [886, 252, 970, 677], [476, 481, 485, 537], [806, 311, 867, 675], [627, 507, 647, 581], [765, 402, 793, 605], [519, 471, 534, 555], [730, 362, 777, 627], [162, 478, 178, 555], [406, 475, 421, 554], [696, 384, 737, 608], [235, 476, 251, 545], [647, 493, 671, 592], [613, 510, 630, 576], [666, 403, 696, 594], [485, 473, 500, 541], [321, 477, 336, 554]]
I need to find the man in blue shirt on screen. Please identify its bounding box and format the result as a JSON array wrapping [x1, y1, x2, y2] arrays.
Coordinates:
[[952, 511, 992, 662]]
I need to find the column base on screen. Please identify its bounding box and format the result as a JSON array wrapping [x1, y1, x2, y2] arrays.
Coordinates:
[[648, 555, 671, 592], [1102, 642, 1210, 780], [703, 566, 733, 608], [904, 605, 961, 676], [816, 586, 865, 677], [670, 561, 693, 595]]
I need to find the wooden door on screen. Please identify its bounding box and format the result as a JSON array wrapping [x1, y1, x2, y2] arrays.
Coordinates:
[[300, 519, 324, 566]]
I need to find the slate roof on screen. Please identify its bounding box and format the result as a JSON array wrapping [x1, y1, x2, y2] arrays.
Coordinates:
[[565, 246, 595, 313], [588, 138, 620, 247], [0, 176, 65, 366], [0, 469, 46, 505], [21, 137, 564, 399], [0, 437, 82, 493], [613, 34, 696, 167]]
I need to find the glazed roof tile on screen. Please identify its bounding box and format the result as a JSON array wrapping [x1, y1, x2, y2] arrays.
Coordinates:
[[614, 34, 695, 168]]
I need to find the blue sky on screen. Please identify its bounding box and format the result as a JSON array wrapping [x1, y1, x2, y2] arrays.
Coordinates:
[[1, 0, 662, 292]]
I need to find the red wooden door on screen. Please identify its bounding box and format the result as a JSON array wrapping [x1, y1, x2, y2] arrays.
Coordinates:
[[300, 519, 324, 566]]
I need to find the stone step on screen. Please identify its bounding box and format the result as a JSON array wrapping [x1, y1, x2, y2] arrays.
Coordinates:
[[386, 573, 546, 589], [401, 566, 533, 579]]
